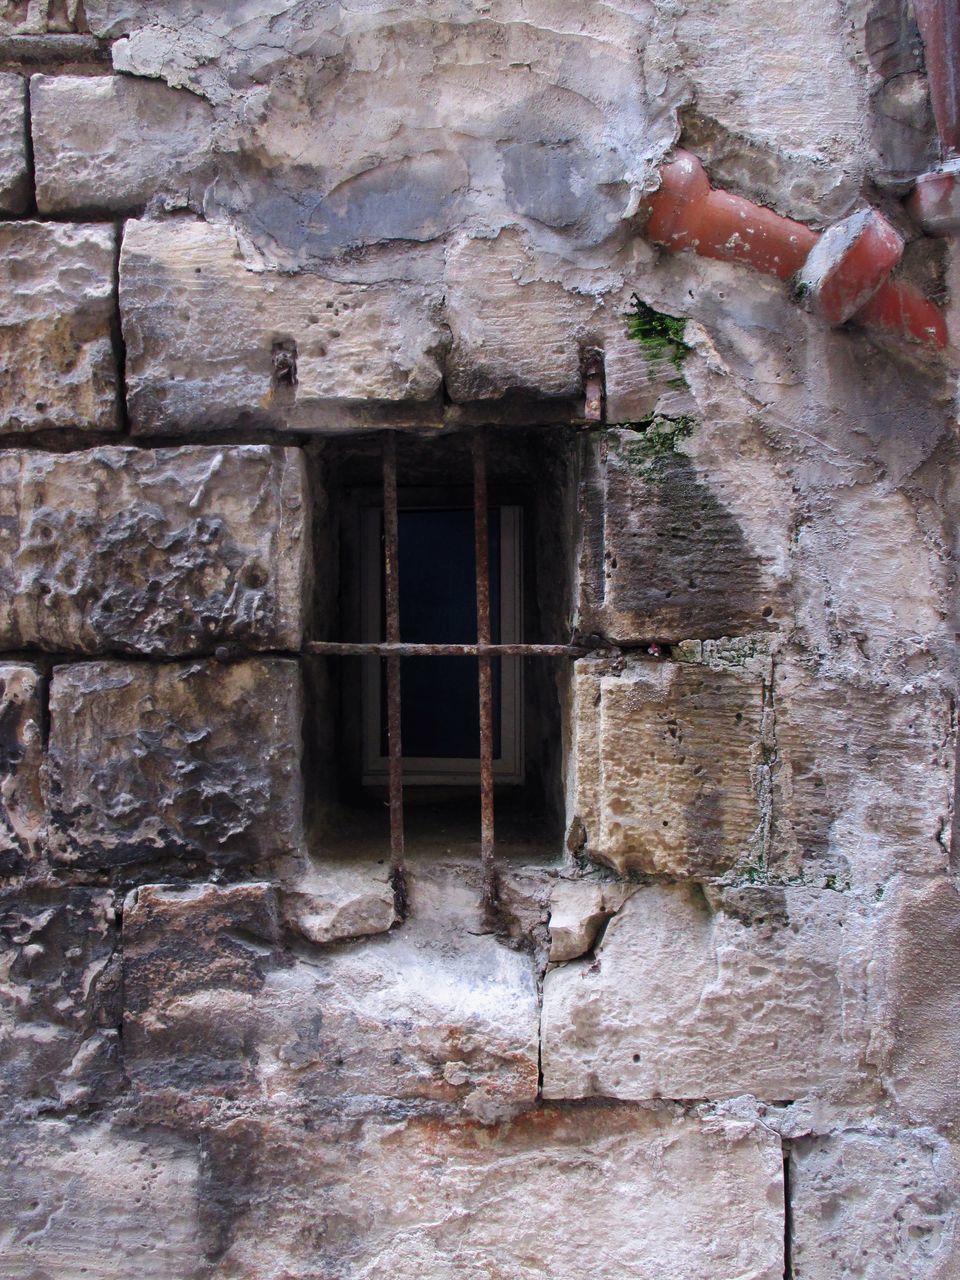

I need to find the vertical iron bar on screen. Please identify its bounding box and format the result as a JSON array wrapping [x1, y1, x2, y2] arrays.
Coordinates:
[[472, 428, 497, 911], [382, 433, 407, 916]]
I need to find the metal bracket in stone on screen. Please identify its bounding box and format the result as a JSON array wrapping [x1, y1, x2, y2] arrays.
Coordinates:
[[641, 149, 947, 349]]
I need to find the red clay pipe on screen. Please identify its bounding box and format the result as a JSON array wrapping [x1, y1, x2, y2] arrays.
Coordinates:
[[644, 150, 947, 348], [912, 0, 960, 159], [645, 150, 817, 282], [857, 278, 949, 348], [798, 208, 904, 325]]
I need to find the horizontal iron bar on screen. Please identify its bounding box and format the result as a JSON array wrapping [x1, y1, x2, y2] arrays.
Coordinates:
[[305, 641, 587, 658]]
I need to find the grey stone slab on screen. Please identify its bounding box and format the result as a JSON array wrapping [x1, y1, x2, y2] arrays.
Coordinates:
[[0, 445, 308, 656], [32, 72, 216, 214], [0, 221, 118, 434], [120, 218, 445, 434], [46, 658, 305, 870], [0, 665, 43, 875], [0, 73, 28, 213]]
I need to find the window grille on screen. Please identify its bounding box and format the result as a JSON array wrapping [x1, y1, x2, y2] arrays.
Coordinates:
[[306, 429, 585, 915]]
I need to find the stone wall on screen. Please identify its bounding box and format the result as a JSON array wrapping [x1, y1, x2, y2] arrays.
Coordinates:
[[1, 3, 959, 1278]]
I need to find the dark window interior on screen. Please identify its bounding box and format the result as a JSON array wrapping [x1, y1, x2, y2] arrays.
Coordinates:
[[304, 426, 577, 861]]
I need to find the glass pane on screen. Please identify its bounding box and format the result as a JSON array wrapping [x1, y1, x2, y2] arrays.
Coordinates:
[[379, 507, 502, 760]]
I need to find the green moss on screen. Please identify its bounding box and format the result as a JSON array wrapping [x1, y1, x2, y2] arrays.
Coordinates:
[[625, 295, 690, 376], [622, 414, 696, 473]]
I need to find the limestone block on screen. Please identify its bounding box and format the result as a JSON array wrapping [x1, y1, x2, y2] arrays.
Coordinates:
[[122, 881, 281, 1093], [569, 656, 767, 878], [443, 230, 600, 403], [0, 885, 122, 1109], [541, 883, 875, 1104], [0, 445, 307, 656], [771, 668, 954, 887], [790, 1128, 960, 1278], [0, 73, 28, 213], [0, 222, 118, 434], [0, 664, 43, 874], [875, 875, 960, 1128], [204, 1105, 784, 1280], [281, 860, 396, 946], [548, 878, 636, 963], [31, 72, 216, 214], [0, 1119, 202, 1280], [123, 863, 539, 1121], [120, 218, 445, 434], [45, 658, 304, 870], [579, 429, 788, 642]]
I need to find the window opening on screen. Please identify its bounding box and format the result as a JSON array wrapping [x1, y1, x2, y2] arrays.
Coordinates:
[[307, 429, 583, 914]]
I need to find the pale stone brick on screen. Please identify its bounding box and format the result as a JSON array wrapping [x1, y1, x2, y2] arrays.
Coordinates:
[[0, 1119, 201, 1280], [541, 882, 876, 1104], [45, 658, 305, 870], [120, 218, 445, 434], [31, 72, 216, 214], [0, 445, 307, 656], [568, 655, 768, 878], [0, 222, 117, 434], [0, 664, 43, 874], [789, 1128, 960, 1278], [200, 1105, 784, 1280], [0, 73, 28, 213]]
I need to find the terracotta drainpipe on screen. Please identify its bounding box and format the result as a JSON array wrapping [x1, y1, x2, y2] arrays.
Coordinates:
[[644, 150, 947, 349], [907, 0, 960, 234]]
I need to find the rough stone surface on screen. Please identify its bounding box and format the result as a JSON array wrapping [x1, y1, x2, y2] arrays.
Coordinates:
[[0, 445, 308, 656], [875, 875, 960, 1129], [0, 885, 122, 1111], [282, 859, 397, 946], [0, 72, 27, 213], [569, 655, 769, 878], [0, 664, 43, 874], [771, 667, 954, 887], [31, 72, 217, 214], [0, 221, 118, 434], [548, 877, 636, 963], [790, 1127, 960, 1278], [0, 1119, 202, 1279], [579, 427, 791, 642], [123, 862, 539, 1123], [542, 883, 876, 1104], [199, 1104, 784, 1280], [45, 658, 305, 870], [120, 218, 446, 434]]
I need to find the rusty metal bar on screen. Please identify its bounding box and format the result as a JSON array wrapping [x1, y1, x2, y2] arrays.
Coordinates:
[[472, 428, 497, 911], [306, 641, 585, 658], [382, 433, 407, 916]]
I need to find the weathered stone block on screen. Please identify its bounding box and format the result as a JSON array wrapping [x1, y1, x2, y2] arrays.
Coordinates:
[[875, 875, 960, 1128], [771, 667, 954, 886], [541, 883, 875, 1104], [789, 1127, 959, 1278], [0, 73, 28, 213], [579, 429, 787, 641], [122, 881, 280, 1094], [201, 1105, 784, 1279], [46, 658, 304, 869], [547, 877, 636, 963], [282, 859, 396, 946], [0, 1119, 202, 1279], [120, 219, 445, 434], [0, 886, 122, 1109], [0, 221, 117, 434], [443, 229, 599, 403], [0, 664, 43, 874], [123, 863, 539, 1121], [0, 445, 307, 656], [31, 72, 216, 214], [569, 655, 767, 877]]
